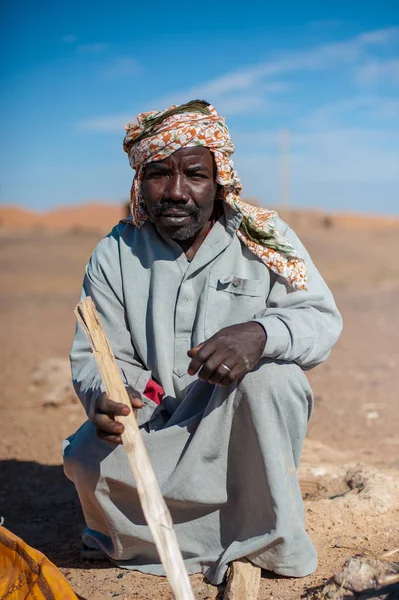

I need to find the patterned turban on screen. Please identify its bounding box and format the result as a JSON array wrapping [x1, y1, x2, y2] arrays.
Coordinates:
[[123, 100, 307, 290]]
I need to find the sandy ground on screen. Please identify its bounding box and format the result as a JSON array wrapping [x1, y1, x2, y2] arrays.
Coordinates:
[[1, 208, 398, 599]]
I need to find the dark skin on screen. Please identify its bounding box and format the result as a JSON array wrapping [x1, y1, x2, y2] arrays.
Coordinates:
[[142, 145, 218, 260], [94, 146, 266, 443]]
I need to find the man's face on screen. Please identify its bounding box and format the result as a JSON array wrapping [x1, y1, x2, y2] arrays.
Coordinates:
[[142, 146, 218, 242]]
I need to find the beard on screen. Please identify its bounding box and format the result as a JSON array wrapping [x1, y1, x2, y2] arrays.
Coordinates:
[[150, 200, 214, 241]]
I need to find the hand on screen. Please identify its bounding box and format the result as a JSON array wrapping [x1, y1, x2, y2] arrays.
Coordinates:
[[187, 322, 267, 386], [93, 386, 143, 444]]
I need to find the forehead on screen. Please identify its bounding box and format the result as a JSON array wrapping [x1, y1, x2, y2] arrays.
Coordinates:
[[146, 146, 214, 168]]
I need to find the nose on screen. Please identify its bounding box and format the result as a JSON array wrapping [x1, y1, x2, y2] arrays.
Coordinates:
[[165, 172, 188, 203]]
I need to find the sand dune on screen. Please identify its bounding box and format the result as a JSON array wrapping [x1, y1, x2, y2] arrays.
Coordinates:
[[0, 202, 398, 233], [0, 202, 126, 232]]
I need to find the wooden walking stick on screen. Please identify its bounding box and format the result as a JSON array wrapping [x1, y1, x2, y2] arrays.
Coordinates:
[[75, 297, 195, 600]]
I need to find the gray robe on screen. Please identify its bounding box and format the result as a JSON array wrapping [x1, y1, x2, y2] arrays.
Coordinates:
[[63, 206, 342, 584]]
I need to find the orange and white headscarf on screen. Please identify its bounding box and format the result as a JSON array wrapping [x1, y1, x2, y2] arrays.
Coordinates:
[[123, 101, 307, 290]]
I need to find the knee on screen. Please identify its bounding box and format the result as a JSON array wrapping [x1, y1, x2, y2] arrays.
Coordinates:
[[238, 359, 313, 421], [63, 420, 113, 484]]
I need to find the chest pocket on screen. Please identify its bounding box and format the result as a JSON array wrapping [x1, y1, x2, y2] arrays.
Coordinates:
[[204, 274, 265, 338]]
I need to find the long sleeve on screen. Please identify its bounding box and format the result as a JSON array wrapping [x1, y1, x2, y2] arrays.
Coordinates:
[[253, 221, 342, 369], [70, 231, 151, 419]]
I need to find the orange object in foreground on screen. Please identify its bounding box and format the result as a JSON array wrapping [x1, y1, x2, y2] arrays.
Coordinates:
[[0, 525, 78, 600]]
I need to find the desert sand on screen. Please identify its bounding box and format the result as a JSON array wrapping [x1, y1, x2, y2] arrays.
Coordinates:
[[0, 203, 398, 599]]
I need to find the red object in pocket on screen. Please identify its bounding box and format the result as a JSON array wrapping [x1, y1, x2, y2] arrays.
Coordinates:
[[143, 379, 164, 405]]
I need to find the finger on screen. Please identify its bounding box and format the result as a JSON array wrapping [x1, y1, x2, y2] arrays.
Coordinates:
[[93, 413, 125, 436], [216, 364, 244, 387], [197, 351, 234, 383], [187, 343, 204, 358], [207, 368, 227, 385], [126, 387, 144, 409], [96, 430, 123, 445], [188, 342, 216, 375], [97, 393, 130, 417], [208, 361, 237, 385]]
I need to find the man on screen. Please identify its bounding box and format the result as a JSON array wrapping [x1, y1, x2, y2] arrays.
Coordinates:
[[64, 100, 342, 585]]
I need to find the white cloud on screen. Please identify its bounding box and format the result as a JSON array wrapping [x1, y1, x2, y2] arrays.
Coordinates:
[[357, 28, 398, 44], [72, 26, 399, 213], [101, 57, 141, 79], [77, 94, 267, 131], [209, 94, 267, 116], [367, 98, 399, 120], [190, 70, 261, 97], [356, 58, 399, 85], [76, 26, 399, 132], [76, 113, 131, 132], [300, 96, 399, 130], [182, 26, 399, 99]]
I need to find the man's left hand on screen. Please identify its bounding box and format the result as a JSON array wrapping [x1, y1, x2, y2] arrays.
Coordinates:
[[187, 322, 267, 386]]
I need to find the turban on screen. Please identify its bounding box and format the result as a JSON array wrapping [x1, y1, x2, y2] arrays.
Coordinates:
[[123, 101, 307, 290]]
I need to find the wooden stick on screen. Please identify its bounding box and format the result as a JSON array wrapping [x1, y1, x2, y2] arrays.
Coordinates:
[[223, 559, 261, 600], [75, 297, 195, 600]]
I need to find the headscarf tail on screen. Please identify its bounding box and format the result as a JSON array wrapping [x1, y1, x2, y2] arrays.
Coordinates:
[[123, 101, 307, 290]]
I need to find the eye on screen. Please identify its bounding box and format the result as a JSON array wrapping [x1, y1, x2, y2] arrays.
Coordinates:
[[187, 170, 208, 179], [145, 171, 168, 179]]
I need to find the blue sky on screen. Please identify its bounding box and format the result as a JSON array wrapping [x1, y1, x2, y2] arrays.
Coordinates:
[[1, 0, 398, 214]]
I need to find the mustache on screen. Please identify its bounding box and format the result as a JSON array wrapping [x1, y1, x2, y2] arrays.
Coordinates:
[[151, 201, 199, 218]]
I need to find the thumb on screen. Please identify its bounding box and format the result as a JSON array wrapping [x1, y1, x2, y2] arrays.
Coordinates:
[[126, 386, 144, 409]]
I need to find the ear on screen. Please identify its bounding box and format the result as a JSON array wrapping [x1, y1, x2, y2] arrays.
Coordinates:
[[216, 184, 224, 201]]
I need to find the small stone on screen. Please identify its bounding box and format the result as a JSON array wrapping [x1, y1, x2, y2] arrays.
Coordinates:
[[366, 411, 379, 420]]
